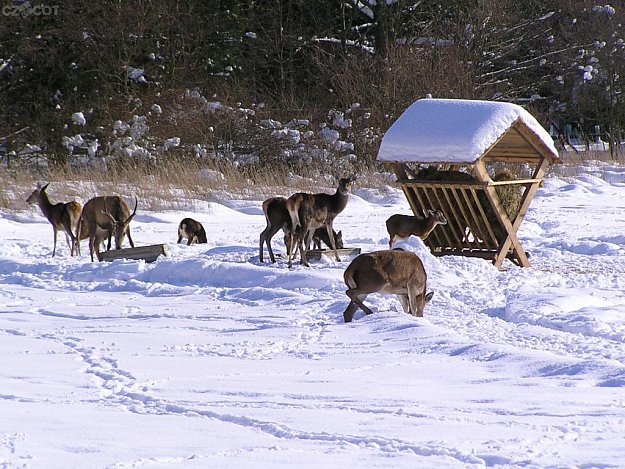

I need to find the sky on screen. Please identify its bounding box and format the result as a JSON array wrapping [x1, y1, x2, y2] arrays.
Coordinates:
[[1, 162, 625, 468]]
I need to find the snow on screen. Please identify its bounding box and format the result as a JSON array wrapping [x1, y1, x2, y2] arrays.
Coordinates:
[[2, 164, 625, 467], [376, 98, 558, 164], [71, 112, 86, 126]]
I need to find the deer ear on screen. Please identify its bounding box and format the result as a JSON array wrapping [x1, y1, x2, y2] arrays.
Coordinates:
[[425, 291, 434, 302]]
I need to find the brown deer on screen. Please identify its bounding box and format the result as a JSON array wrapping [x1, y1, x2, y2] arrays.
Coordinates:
[[386, 209, 447, 248], [259, 196, 344, 263], [78, 196, 137, 261], [259, 197, 291, 263], [26, 183, 82, 257], [74, 219, 112, 260], [177, 218, 207, 245], [286, 175, 355, 268], [311, 227, 343, 251], [342, 249, 434, 323]]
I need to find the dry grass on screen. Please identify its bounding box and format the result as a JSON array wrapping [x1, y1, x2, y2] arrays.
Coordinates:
[[549, 150, 625, 178], [0, 157, 395, 213], [3, 149, 623, 214]]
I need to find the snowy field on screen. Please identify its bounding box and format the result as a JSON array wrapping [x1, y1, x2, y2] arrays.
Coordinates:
[[2, 164, 625, 468]]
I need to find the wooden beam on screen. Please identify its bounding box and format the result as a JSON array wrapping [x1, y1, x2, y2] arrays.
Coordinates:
[[99, 244, 169, 263], [512, 121, 561, 164], [474, 161, 530, 268], [397, 179, 487, 188], [488, 179, 542, 186], [306, 247, 362, 261]]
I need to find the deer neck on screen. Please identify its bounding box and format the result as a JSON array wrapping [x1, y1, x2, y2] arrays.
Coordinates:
[[331, 188, 350, 213], [38, 192, 55, 218], [420, 217, 438, 239]]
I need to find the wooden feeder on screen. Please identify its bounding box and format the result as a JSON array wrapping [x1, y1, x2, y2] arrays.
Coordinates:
[[377, 98, 560, 269]]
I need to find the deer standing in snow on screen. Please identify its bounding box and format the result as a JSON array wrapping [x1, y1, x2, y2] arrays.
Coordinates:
[[78, 195, 137, 261], [342, 249, 434, 323], [386, 209, 447, 248], [259, 196, 343, 263], [26, 183, 82, 257], [286, 175, 355, 268], [259, 197, 291, 263], [177, 218, 207, 245]]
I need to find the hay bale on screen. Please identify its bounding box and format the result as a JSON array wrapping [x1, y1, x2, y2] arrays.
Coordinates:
[[493, 169, 522, 221], [414, 166, 522, 245]]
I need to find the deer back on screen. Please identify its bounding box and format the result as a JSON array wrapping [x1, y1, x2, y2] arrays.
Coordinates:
[[179, 218, 207, 243], [345, 250, 427, 292], [82, 196, 136, 247], [263, 197, 291, 231]]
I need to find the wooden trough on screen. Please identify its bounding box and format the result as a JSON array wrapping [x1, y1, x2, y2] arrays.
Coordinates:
[[377, 98, 561, 269], [306, 247, 362, 261], [99, 244, 169, 263]]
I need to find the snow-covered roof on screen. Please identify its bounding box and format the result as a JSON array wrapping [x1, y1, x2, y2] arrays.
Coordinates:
[[377, 98, 558, 164]]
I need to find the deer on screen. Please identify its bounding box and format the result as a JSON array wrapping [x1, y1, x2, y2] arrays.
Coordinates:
[[311, 227, 343, 251], [259, 196, 291, 263], [177, 218, 207, 245], [386, 209, 447, 248], [260, 196, 344, 263], [74, 217, 112, 260], [26, 183, 82, 257], [78, 195, 137, 261], [286, 175, 356, 268], [342, 249, 434, 323]]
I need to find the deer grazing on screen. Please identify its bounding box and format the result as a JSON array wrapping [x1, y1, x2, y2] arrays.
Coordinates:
[[311, 227, 343, 251], [177, 218, 207, 245], [78, 195, 137, 261], [259, 196, 344, 263], [286, 175, 355, 268], [386, 209, 447, 248], [342, 249, 434, 323], [26, 183, 82, 257]]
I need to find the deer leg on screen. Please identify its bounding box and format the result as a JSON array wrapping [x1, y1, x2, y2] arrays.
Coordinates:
[[260, 224, 281, 263], [298, 234, 309, 267], [397, 294, 410, 314], [407, 284, 426, 317], [52, 226, 58, 257], [258, 235, 265, 262], [283, 228, 292, 258], [287, 230, 297, 268], [127, 230, 135, 248], [346, 289, 374, 316], [343, 301, 359, 323], [325, 223, 341, 262], [64, 231, 76, 257], [259, 228, 268, 263], [300, 228, 314, 267], [89, 235, 95, 262]]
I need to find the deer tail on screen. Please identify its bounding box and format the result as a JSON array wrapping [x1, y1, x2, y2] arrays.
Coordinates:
[[286, 196, 301, 231]]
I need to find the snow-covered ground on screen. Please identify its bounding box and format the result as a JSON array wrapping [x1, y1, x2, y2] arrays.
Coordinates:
[[2, 164, 625, 468]]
